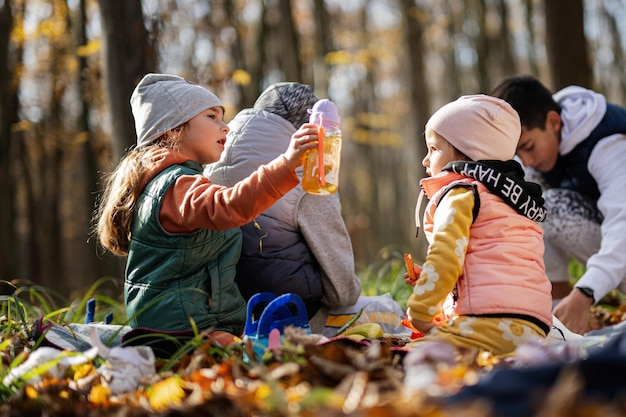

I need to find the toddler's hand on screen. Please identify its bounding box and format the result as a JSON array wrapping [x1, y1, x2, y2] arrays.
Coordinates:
[[408, 316, 438, 334], [403, 253, 422, 287], [283, 123, 319, 169]]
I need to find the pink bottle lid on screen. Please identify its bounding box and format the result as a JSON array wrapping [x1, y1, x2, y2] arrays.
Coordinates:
[[308, 99, 340, 127]]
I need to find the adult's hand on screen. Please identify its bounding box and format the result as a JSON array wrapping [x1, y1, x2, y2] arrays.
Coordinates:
[[552, 289, 594, 335]]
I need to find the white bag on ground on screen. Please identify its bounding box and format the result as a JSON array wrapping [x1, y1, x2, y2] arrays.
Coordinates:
[[323, 293, 411, 338]]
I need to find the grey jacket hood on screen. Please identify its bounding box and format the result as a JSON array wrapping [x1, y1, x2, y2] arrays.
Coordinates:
[[253, 82, 318, 129], [205, 100, 362, 332], [206, 109, 302, 187], [207, 81, 317, 186]]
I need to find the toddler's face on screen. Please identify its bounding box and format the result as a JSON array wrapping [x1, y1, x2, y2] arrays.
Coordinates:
[[422, 128, 461, 176]]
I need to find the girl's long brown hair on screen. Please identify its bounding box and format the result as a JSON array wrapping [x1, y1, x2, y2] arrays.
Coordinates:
[[93, 127, 184, 256]]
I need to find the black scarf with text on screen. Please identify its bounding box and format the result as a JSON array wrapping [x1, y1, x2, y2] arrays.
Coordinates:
[[443, 160, 547, 222]]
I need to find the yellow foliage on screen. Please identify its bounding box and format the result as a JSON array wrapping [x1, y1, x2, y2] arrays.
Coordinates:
[[284, 382, 310, 404], [352, 128, 402, 147], [38, 17, 66, 40], [11, 24, 26, 44], [25, 385, 38, 399], [254, 382, 272, 401], [232, 69, 251, 86], [76, 40, 101, 57], [149, 377, 186, 412], [72, 363, 96, 381], [11, 120, 30, 133], [89, 384, 110, 405], [73, 131, 90, 145], [356, 112, 394, 129], [325, 50, 352, 65], [352, 50, 371, 66]]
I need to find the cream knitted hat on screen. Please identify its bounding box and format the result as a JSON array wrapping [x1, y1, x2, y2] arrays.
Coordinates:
[[131, 73, 223, 147], [426, 94, 521, 161]]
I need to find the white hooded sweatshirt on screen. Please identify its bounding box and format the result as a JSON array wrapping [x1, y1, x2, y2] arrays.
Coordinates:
[[554, 86, 626, 299]]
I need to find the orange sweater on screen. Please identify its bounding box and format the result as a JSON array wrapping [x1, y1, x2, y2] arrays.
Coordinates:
[[140, 148, 300, 233]]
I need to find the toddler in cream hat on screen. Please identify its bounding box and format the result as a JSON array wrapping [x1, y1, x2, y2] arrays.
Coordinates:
[[402, 94, 552, 357], [426, 94, 521, 162]]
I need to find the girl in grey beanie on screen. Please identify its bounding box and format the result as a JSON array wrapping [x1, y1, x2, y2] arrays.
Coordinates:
[[94, 74, 319, 341]]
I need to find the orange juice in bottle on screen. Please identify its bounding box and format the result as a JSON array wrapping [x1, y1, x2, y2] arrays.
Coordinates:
[[302, 99, 342, 195]]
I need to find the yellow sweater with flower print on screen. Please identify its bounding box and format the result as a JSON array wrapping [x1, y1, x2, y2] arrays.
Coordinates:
[[407, 171, 552, 331]]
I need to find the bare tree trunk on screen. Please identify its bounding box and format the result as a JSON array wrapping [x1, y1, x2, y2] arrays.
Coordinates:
[[224, 1, 259, 107], [603, 4, 626, 101], [443, 0, 462, 99], [361, 2, 404, 257], [74, 0, 96, 224], [0, 0, 18, 281], [523, 0, 540, 77], [401, 1, 429, 149], [259, 0, 302, 85], [98, 0, 156, 161], [472, 0, 490, 93], [496, 0, 516, 78], [468, 0, 516, 92], [70, 0, 119, 287], [400, 0, 429, 259], [278, 0, 302, 83], [21, 108, 64, 292], [312, 0, 330, 93], [96, 0, 155, 283], [340, 6, 377, 261], [29, 0, 73, 292], [543, 0, 592, 89]]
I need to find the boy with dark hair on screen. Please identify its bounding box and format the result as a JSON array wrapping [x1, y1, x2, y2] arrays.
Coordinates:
[[491, 75, 626, 335]]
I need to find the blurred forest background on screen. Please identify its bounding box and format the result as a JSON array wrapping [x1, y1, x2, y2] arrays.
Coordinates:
[[1, 0, 625, 299]]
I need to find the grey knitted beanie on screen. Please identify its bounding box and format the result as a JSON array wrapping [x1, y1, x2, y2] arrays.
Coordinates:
[[131, 73, 223, 147], [253, 82, 318, 129]]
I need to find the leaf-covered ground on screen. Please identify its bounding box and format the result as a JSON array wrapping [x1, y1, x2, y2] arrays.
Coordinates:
[[2, 301, 626, 417]]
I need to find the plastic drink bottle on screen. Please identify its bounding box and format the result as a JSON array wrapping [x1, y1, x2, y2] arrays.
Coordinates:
[[302, 99, 342, 195]]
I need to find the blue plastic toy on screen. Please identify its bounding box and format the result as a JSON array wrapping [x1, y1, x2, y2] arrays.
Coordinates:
[[85, 298, 96, 324], [243, 292, 310, 359]]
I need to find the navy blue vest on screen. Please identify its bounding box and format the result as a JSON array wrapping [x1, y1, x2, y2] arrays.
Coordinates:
[[543, 103, 626, 200], [235, 216, 324, 319]]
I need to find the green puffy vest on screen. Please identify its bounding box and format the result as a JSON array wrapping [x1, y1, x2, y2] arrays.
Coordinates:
[[125, 161, 245, 334]]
